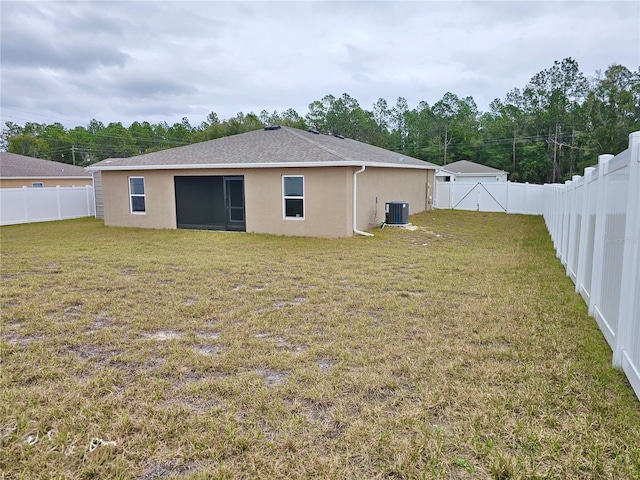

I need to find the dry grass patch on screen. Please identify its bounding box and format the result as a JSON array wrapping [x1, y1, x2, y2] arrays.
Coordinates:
[[1, 213, 639, 479]]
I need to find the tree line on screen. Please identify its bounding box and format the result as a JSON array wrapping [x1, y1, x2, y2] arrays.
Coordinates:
[[2, 58, 638, 184]]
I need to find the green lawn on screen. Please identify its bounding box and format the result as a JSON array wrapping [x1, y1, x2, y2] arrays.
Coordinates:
[[1, 212, 639, 479]]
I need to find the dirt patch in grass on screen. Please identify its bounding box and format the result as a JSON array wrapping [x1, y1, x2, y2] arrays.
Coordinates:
[[144, 331, 184, 341], [192, 345, 221, 356], [1, 214, 639, 479], [247, 367, 290, 386], [315, 358, 335, 373], [136, 461, 195, 480]]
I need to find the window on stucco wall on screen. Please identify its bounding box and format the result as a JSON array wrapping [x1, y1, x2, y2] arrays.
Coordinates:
[[129, 177, 146, 214], [283, 175, 304, 219]]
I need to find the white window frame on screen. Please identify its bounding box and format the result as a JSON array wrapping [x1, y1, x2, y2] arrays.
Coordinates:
[[129, 176, 146, 214], [282, 175, 304, 220], [32, 182, 44, 188]]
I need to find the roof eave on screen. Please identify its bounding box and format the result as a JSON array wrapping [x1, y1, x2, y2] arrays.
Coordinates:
[[87, 161, 438, 171], [0, 175, 93, 179], [454, 172, 509, 176]]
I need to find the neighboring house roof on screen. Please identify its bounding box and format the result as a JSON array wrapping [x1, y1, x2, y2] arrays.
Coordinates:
[[88, 127, 438, 171], [439, 160, 508, 176], [0, 152, 91, 178]]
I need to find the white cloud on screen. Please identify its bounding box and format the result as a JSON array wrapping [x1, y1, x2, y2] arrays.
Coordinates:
[[1, 1, 638, 129]]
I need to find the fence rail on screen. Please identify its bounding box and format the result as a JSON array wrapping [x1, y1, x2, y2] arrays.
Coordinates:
[[435, 180, 544, 215], [544, 131, 640, 402], [0, 185, 95, 226]]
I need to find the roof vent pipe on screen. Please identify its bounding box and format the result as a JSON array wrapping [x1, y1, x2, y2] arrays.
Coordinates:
[[353, 165, 374, 237]]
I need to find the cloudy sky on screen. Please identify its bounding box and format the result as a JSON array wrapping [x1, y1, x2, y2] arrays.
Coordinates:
[[1, 1, 638, 129]]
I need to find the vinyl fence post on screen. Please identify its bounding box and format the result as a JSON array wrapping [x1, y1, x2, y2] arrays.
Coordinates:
[[56, 185, 63, 220], [555, 184, 564, 255], [22, 186, 29, 223], [566, 175, 582, 279], [560, 180, 573, 266], [589, 154, 614, 316], [449, 180, 454, 210], [86, 185, 92, 216], [576, 167, 595, 294], [613, 131, 640, 371], [556, 185, 562, 249]]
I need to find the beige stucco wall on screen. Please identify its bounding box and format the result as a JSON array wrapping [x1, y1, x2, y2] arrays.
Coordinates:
[[0, 178, 93, 188], [355, 167, 433, 231], [245, 167, 351, 238], [102, 169, 180, 229], [101, 167, 352, 237], [100, 165, 434, 237]]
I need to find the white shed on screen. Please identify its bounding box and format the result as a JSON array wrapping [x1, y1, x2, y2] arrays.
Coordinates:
[[435, 160, 508, 183]]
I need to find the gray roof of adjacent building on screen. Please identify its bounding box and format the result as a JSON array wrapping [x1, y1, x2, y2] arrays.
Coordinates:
[[440, 160, 508, 175], [0, 152, 91, 178], [88, 127, 439, 171]]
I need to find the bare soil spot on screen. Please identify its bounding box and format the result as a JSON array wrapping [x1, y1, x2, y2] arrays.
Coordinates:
[[183, 297, 197, 306], [62, 302, 84, 321], [1, 332, 44, 345], [305, 400, 332, 424], [196, 331, 220, 340], [68, 344, 115, 367], [136, 461, 194, 480], [316, 358, 335, 373], [144, 331, 184, 341], [168, 397, 221, 414], [192, 345, 220, 356], [275, 336, 306, 352], [271, 297, 305, 308], [252, 368, 289, 386], [88, 312, 114, 331]]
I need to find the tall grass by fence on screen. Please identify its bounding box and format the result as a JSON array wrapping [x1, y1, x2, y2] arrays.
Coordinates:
[[0, 185, 95, 226], [544, 131, 640, 402], [435, 180, 544, 215]]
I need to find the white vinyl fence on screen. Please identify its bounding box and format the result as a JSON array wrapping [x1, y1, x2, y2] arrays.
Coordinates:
[[0, 185, 95, 226], [544, 131, 640, 402], [435, 180, 544, 215]]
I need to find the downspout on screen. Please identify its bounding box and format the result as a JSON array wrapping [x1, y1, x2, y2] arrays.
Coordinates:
[[353, 165, 374, 237], [91, 170, 97, 218]]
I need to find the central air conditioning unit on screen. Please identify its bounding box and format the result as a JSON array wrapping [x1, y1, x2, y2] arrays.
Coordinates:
[[385, 201, 409, 225]]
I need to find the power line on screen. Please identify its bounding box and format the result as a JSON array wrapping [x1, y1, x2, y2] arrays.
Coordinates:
[[0, 108, 89, 128]]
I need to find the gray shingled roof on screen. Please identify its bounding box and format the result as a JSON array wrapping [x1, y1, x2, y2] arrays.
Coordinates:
[[441, 160, 507, 175], [0, 152, 91, 177], [89, 127, 438, 171]]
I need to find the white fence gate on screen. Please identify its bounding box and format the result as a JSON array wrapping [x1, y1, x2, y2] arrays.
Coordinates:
[[544, 131, 640, 402], [0, 185, 96, 226], [435, 181, 545, 215]]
